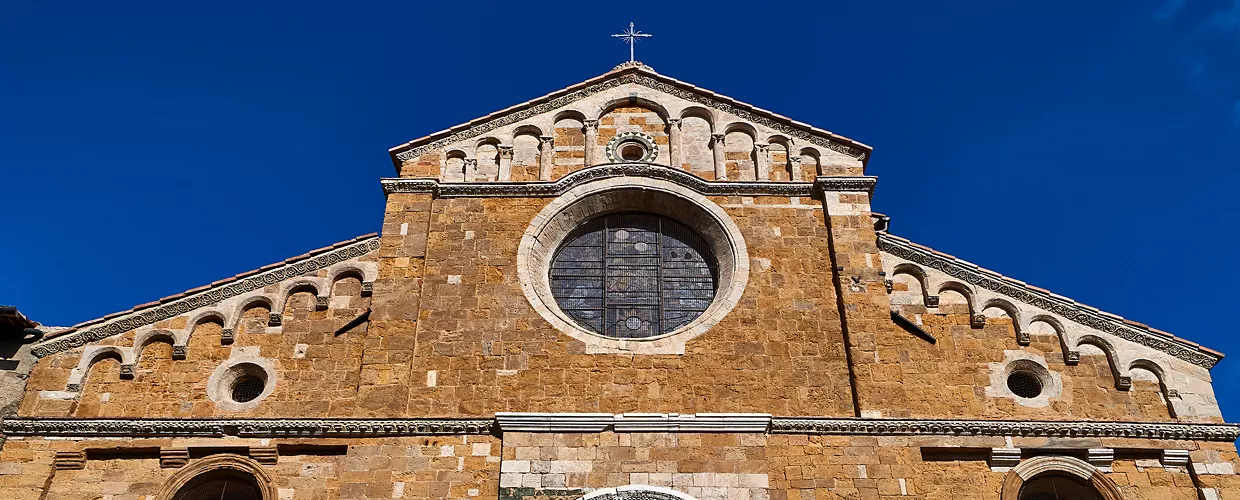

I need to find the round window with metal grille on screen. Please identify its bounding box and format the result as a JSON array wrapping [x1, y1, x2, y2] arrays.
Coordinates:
[[173, 473, 263, 500], [230, 376, 266, 404], [549, 213, 718, 339], [1008, 370, 1044, 399], [1018, 474, 1103, 500]]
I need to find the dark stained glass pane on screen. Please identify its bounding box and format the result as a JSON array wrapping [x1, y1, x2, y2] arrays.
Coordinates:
[[173, 475, 262, 500], [1018, 475, 1103, 500], [549, 213, 718, 339]]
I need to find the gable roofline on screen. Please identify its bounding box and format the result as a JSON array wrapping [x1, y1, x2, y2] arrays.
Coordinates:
[[386, 62, 873, 174], [29, 233, 381, 358], [877, 231, 1223, 369]]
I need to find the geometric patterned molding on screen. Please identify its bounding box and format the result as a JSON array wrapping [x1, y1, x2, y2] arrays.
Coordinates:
[[391, 68, 870, 166], [382, 163, 877, 199], [7, 416, 1236, 442], [877, 233, 1222, 369], [768, 418, 1240, 441], [28, 235, 381, 359], [1, 418, 495, 438]]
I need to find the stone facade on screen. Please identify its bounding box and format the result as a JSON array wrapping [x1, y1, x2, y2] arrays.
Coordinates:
[[0, 62, 1235, 499]]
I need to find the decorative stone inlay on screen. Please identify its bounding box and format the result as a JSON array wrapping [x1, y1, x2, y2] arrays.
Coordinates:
[[382, 163, 875, 198], [770, 418, 1240, 441], [160, 448, 190, 468], [2, 418, 496, 438], [391, 71, 869, 164], [878, 233, 1222, 368], [29, 236, 381, 358], [54, 451, 86, 470]]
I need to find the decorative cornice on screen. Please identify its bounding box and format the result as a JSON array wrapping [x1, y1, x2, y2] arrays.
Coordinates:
[[769, 418, 1240, 442], [382, 163, 875, 199], [495, 412, 772, 433], [6, 416, 1236, 442], [1, 418, 495, 438], [29, 237, 382, 358], [877, 233, 1222, 369], [392, 71, 868, 164]]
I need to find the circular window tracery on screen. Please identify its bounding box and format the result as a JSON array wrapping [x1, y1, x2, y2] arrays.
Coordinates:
[[605, 132, 658, 163], [550, 213, 718, 339]]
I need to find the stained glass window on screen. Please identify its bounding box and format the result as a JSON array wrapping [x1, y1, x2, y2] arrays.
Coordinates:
[[1019, 475, 1103, 500], [173, 474, 262, 500], [549, 213, 718, 339]]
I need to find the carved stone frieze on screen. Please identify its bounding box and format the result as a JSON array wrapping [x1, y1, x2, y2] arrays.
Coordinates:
[[29, 237, 381, 358], [769, 418, 1240, 442], [383, 163, 876, 199], [392, 71, 869, 163], [877, 234, 1221, 368], [1, 418, 495, 438]]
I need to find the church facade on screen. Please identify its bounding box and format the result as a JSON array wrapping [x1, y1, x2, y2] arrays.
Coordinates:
[[0, 62, 1236, 499]]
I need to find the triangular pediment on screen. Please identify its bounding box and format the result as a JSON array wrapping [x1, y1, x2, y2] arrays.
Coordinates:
[[387, 62, 872, 174]]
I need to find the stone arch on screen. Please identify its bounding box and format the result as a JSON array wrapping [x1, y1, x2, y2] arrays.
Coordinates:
[[797, 147, 821, 181], [185, 310, 226, 344], [890, 263, 932, 308], [512, 125, 544, 181], [678, 106, 714, 128], [677, 109, 714, 173], [474, 137, 501, 182], [981, 297, 1026, 344], [1129, 358, 1178, 417], [1000, 455, 1122, 500], [278, 280, 325, 318], [66, 345, 133, 390], [1076, 334, 1129, 390], [593, 96, 672, 122], [767, 135, 792, 181], [229, 295, 275, 331], [133, 328, 182, 364], [552, 112, 587, 179], [443, 149, 467, 182], [722, 123, 758, 180], [935, 280, 977, 318], [157, 454, 276, 500], [1029, 314, 1075, 364], [581, 485, 698, 500]]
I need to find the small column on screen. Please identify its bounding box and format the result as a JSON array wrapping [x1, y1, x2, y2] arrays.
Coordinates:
[[788, 156, 802, 181], [667, 118, 683, 169], [583, 120, 600, 166], [539, 136, 555, 180], [754, 143, 770, 180], [711, 133, 727, 180], [463, 158, 478, 183], [497, 145, 514, 181]]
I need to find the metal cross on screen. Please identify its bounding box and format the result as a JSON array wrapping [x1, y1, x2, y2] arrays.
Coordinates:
[[611, 22, 652, 62]]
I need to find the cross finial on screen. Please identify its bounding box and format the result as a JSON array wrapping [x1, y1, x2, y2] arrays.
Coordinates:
[[611, 22, 652, 63]]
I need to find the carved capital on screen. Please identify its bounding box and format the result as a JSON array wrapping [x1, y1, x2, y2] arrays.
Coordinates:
[[1065, 351, 1081, 365], [1116, 376, 1132, 391], [666, 118, 681, 129], [583, 119, 599, 132], [884, 279, 893, 294], [755, 143, 770, 153], [119, 364, 135, 379], [539, 135, 555, 146], [172, 345, 188, 360], [1016, 331, 1031, 346], [221, 328, 235, 345], [160, 448, 190, 469], [268, 313, 282, 327], [498, 145, 514, 159], [788, 156, 802, 166], [54, 451, 86, 470], [711, 133, 725, 144], [925, 295, 940, 307], [971, 314, 986, 328], [315, 296, 329, 311], [360, 282, 374, 297]]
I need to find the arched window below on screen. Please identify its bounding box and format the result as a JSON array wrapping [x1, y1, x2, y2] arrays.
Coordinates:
[[1019, 474, 1104, 500], [172, 471, 263, 500]]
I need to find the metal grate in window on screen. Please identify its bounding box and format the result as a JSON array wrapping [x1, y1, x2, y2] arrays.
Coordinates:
[[1007, 371, 1043, 399], [1018, 474, 1103, 500], [173, 476, 262, 500], [550, 213, 717, 339], [231, 376, 265, 403]]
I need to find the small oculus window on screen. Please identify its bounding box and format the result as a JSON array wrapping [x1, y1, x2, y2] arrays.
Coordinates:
[[605, 132, 658, 163], [1008, 370, 1044, 399]]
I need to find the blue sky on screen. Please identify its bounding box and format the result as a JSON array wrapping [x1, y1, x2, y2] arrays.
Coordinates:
[[2, 1, 1237, 420]]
